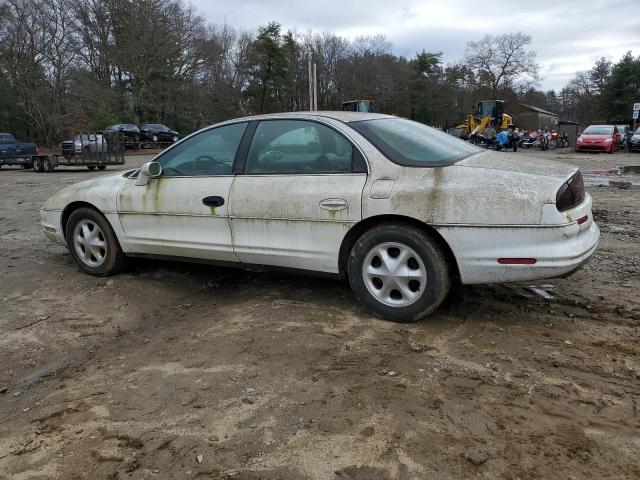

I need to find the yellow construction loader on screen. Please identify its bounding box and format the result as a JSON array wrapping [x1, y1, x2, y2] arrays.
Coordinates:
[[342, 100, 374, 113], [449, 100, 513, 141]]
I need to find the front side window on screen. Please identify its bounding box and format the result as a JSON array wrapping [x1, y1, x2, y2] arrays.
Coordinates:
[[156, 122, 247, 176], [244, 120, 353, 174], [351, 118, 481, 167]]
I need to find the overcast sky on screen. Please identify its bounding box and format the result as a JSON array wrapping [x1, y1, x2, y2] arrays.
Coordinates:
[[191, 0, 640, 91]]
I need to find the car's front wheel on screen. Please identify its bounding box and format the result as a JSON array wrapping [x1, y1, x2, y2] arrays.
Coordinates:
[[348, 224, 450, 322], [65, 207, 127, 276]]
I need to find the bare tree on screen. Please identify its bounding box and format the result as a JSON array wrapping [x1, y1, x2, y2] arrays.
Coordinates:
[[464, 32, 539, 99]]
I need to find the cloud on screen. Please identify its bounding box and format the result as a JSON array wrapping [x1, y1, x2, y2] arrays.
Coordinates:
[[191, 0, 640, 90]]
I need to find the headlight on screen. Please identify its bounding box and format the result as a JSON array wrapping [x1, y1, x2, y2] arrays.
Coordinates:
[[576, 137, 583, 143], [604, 138, 612, 143]]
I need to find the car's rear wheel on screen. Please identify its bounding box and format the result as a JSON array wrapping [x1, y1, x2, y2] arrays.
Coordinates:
[[97, 165, 106, 170], [65, 207, 127, 276], [347, 224, 450, 322], [87, 165, 96, 170]]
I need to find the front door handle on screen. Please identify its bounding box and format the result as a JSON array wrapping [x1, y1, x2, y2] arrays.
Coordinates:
[[202, 196, 225, 208], [319, 198, 347, 211]]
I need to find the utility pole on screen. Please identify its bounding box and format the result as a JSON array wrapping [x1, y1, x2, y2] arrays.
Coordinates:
[[313, 63, 318, 112], [307, 54, 318, 111], [308, 56, 313, 112]]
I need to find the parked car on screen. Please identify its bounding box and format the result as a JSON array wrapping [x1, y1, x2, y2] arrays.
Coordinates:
[[0, 132, 38, 168], [60, 133, 110, 170], [575, 125, 618, 154], [41, 112, 599, 323], [104, 124, 140, 146], [138, 123, 179, 143], [628, 127, 640, 152]]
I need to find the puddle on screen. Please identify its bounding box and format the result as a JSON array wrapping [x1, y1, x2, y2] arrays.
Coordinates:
[[582, 174, 640, 188]]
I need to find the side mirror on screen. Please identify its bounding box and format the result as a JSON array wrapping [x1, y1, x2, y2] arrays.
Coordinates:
[[135, 161, 162, 186], [141, 161, 162, 177]]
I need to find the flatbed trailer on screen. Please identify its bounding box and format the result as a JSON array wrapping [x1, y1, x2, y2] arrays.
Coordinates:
[[31, 132, 125, 173]]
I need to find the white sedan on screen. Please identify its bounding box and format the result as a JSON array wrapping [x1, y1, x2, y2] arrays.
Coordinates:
[[41, 112, 599, 322]]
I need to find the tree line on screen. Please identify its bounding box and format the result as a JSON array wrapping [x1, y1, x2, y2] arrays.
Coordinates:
[[0, 0, 638, 146]]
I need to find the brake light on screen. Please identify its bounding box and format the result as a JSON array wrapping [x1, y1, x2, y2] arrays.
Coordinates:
[[35, 145, 39, 155], [556, 172, 585, 212]]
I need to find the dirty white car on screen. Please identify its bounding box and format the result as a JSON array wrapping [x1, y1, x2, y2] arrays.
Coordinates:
[[41, 112, 599, 322]]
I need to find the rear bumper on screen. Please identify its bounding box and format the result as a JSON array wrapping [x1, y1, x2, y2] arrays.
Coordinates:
[[437, 214, 600, 285]]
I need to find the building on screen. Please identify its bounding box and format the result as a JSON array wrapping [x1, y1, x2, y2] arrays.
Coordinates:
[[558, 120, 587, 147], [510, 103, 560, 132]]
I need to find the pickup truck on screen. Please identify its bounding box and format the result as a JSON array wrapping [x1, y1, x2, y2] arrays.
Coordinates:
[[0, 133, 38, 168]]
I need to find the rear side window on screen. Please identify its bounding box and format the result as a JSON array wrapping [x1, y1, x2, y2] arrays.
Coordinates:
[[351, 118, 481, 167], [0, 134, 16, 143], [244, 120, 353, 174]]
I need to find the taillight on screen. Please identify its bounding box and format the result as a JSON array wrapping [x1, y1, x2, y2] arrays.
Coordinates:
[[556, 172, 585, 212], [35, 145, 39, 155]]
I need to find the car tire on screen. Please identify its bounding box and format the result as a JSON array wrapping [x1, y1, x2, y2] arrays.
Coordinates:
[[172, 135, 178, 142], [42, 157, 54, 173], [87, 165, 96, 170], [97, 165, 107, 170], [152, 135, 158, 142], [65, 207, 127, 276], [347, 224, 451, 322], [33, 157, 44, 172]]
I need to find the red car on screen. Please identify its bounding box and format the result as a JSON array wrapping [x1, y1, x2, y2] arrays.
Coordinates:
[[575, 125, 619, 154]]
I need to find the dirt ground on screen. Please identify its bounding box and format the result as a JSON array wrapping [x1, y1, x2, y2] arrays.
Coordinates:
[[1, 148, 639, 480]]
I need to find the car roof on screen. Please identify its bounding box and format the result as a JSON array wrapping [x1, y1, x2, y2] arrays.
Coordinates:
[[232, 111, 395, 124]]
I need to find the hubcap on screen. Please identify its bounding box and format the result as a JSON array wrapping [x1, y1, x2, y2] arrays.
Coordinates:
[[362, 242, 427, 307], [73, 220, 107, 268]]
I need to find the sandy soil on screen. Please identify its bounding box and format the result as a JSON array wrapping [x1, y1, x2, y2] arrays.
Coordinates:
[[1, 150, 639, 480]]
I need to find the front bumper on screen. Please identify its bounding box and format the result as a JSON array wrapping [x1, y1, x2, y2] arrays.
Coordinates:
[[40, 208, 66, 246], [576, 143, 612, 152]]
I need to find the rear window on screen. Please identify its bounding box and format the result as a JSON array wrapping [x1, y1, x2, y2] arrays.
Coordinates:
[[350, 118, 481, 167], [583, 126, 613, 135]]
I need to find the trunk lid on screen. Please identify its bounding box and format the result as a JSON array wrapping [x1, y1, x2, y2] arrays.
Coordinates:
[[457, 151, 578, 180]]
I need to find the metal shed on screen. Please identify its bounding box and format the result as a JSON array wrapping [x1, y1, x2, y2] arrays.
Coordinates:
[[511, 103, 560, 132], [558, 121, 587, 147]]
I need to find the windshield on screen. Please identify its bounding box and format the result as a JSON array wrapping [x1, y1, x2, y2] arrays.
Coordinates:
[[583, 126, 613, 135], [350, 118, 482, 166]]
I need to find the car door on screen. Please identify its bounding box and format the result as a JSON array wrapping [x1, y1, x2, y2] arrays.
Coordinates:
[[0, 135, 7, 161], [0, 134, 16, 160], [229, 119, 368, 273], [117, 122, 248, 261]]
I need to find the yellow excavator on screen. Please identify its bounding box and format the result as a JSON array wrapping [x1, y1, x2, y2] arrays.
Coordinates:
[[450, 100, 513, 141]]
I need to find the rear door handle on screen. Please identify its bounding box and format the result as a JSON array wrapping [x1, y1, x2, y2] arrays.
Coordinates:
[[202, 196, 225, 207], [319, 198, 347, 211]]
